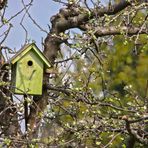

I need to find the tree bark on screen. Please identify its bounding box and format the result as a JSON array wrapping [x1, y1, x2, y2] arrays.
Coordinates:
[[0, 0, 7, 10], [25, 2, 148, 147]]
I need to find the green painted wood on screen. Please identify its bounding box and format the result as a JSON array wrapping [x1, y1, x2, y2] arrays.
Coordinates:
[[11, 43, 51, 68], [14, 50, 44, 95]]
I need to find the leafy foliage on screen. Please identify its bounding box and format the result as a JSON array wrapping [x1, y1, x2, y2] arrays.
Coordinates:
[[0, 0, 148, 147]]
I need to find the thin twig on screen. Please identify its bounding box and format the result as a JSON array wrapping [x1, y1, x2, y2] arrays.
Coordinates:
[[22, 0, 48, 34]]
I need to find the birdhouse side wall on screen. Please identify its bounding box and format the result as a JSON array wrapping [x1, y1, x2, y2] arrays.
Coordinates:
[[11, 64, 17, 92]]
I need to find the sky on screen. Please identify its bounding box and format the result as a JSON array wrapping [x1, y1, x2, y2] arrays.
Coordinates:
[[3, 0, 62, 52], [1, 0, 108, 58]]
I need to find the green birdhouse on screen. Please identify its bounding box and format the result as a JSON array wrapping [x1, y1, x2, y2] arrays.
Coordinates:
[[11, 43, 51, 95]]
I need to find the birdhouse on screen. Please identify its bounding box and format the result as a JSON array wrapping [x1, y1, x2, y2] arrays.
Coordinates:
[[10, 43, 51, 95]]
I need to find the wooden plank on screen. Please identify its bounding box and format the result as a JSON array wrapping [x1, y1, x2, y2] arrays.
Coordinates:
[[14, 50, 43, 95]]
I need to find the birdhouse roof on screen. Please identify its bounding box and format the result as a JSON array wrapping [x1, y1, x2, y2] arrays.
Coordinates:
[[10, 43, 51, 68]]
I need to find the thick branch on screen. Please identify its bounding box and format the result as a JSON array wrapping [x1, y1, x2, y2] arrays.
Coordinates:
[[82, 26, 148, 37], [0, 0, 7, 10], [124, 118, 148, 145], [45, 84, 71, 96], [50, 0, 131, 35], [43, 0, 133, 64], [128, 116, 148, 124]]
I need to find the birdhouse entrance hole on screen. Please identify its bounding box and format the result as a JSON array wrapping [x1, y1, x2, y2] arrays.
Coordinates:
[[27, 60, 33, 66], [10, 43, 51, 95]]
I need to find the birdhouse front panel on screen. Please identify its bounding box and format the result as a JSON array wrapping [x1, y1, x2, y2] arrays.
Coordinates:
[[11, 43, 51, 95], [14, 50, 44, 95]]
